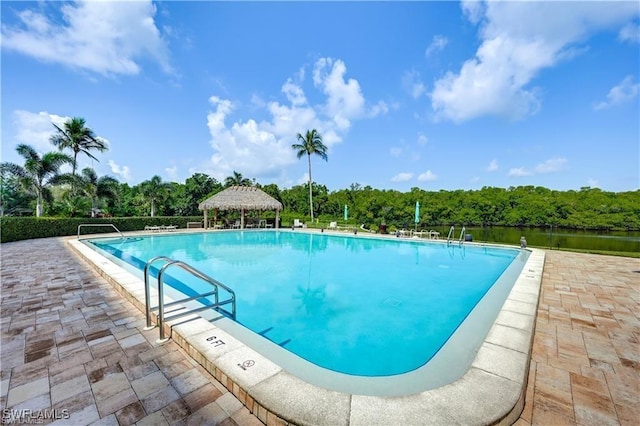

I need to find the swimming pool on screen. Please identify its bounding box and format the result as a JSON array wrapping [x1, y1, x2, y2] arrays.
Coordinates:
[[86, 231, 528, 381]]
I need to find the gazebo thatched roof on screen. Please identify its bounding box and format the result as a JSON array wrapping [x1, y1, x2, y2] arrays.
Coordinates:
[[198, 186, 283, 211]]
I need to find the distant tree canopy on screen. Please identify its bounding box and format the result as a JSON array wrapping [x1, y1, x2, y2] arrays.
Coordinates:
[[2, 130, 638, 229]]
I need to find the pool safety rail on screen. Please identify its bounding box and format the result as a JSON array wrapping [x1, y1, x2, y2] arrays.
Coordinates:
[[77, 223, 124, 239], [143, 256, 237, 343], [446, 225, 467, 245]]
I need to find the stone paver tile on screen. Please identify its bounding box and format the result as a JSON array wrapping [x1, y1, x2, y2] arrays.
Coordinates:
[[51, 374, 91, 405], [185, 401, 229, 426], [161, 398, 192, 424], [114, 401, 146, 426], [5, 376, 49, 408], [216, 392, 243, 416], [170, 368, 211, 396], [89, 413, 119, 426], [131, 370, 170, 400], [183, 383, 223, 413], [140, 386, 181, 414], [95, 388, 138, 418], [231, 406, 265, 426], [51, 404, 99, 426], [136, 411, 170, 426]]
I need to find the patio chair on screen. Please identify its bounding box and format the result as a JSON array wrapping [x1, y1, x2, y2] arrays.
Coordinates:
[[293, 219, 304, 228]]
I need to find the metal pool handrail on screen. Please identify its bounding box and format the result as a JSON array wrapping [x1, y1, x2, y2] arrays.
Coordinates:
[[143, 256, 174, 329], [77, 223, 124, 239], [144, 257, 237, 343]]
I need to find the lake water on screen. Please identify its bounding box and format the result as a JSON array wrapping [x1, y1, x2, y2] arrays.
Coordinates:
[[427, 226, 640, 253]]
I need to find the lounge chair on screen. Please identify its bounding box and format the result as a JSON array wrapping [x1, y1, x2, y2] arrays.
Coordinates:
[[144, 225, 161, 232], [293, 219, 304, 228], [329, 221, 338, 230], [232, 220, 241, 229]]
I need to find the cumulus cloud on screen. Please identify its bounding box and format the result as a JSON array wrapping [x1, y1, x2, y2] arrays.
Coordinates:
[[389, 147, 403, 157], [203, 58, 387, 183], [425, 35, 449, 57], [402, 70, 426, 99], [1, 0, 172, 76], [109, 160, 131, 181], [11, 110, 69, 153], [418, 170, 438, 182], [391, 172, 413, 182], [619, 22, 640, 43], [417, 133, 428, 146], [508, 167, 532, 177], [165, 165, 178, 181], [508, 157, 567, 178], [593, 75, 640, 110], [587, 178, 600, 188], [432, 1, 640, 122], [535, 157, 567, 173], [486, 158, 498, 172]]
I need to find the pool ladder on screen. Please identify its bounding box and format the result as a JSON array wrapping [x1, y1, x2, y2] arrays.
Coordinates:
[[143, 256, 236, 343], [446, 226, 466, 245]]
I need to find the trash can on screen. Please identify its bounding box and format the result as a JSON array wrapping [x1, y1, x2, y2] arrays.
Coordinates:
[[379, 224, 387, 234], [464, 234, 473, 242]]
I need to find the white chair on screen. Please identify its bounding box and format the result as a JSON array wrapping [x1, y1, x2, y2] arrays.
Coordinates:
[[293, 219, 304, 228], [329, 221, 338, 230]]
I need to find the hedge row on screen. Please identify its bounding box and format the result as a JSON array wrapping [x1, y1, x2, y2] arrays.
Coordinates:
[[0, 216, 204, 243]]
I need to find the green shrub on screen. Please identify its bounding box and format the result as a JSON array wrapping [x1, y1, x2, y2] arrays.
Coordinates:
[[0, 216, 204, 243]]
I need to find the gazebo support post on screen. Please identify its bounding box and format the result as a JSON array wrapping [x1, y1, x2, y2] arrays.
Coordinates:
[[203, 209, 208, 229], [276, 210, 280, 229], [241, 208, 245, 229]]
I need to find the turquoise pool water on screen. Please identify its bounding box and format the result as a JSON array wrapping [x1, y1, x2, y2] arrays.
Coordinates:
[[87, 231, 524, 377]]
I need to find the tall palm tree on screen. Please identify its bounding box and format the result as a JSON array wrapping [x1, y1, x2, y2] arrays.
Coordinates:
[[224, 171, 252, 187], [292, 129, 328, 222], [0, 144, 72, 216], [49, 117, 107, 178], [140, 175, 170, 217]]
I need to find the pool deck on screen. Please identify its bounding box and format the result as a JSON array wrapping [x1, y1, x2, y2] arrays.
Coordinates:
[[1, 234, 638, 425]]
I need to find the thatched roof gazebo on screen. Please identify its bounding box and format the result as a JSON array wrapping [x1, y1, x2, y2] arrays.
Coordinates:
[[198, 186, 283, 229]]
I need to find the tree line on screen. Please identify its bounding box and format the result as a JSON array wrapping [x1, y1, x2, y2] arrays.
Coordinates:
[[1, 118, 638, 230]]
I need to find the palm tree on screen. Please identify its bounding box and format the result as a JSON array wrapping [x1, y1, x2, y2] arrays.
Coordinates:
[[49, 117, 107, 178], [77, 167, 119, 217], [140, 175, 170, 217], [0, 144, 72, 216], [224, 171, 252, 187], [292, 129, 328, 222]]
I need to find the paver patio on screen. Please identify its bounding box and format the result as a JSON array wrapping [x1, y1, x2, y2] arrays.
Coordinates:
[[1, 236, 638, 425]]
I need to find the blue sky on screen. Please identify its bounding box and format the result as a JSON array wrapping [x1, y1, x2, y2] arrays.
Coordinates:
[[2, 1, 639, 192]]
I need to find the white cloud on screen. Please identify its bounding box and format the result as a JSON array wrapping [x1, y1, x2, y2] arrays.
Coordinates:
[[471, 176, 480, 183], [11, 110, 69, 153], [535, 157, 567, 173], [203, 58, 386, 184], [389, 147, 403, 157], [425, 35, 449, 57], [417, 170, 437, 182], [313, 57, 366, 129], [486, 158, 498, 172], [417, 133, 428, 146], [432, 1, 640, 122], [109, 160, 131, 182], [1, 0, 171, 76], [508, 167, 532, 177], [593, 75, 640, 110], [165, 165, 178, 181], [587, 178, 600, 188], [391, 172, 413, 182], [619, 22, 640, 43], [402, 70, 426, 99]]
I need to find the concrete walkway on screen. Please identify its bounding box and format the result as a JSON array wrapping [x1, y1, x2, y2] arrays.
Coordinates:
[[1, 237, 638, 425]]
